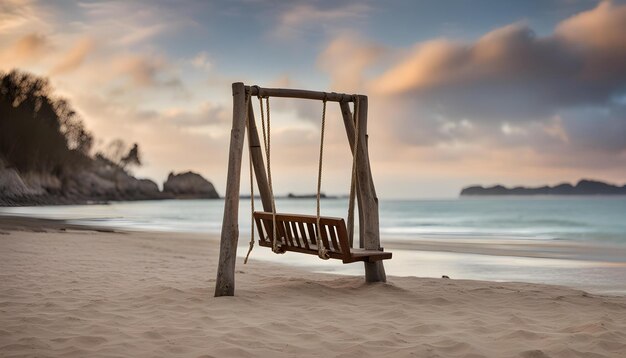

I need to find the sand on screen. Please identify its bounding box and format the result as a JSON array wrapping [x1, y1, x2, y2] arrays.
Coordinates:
[[1, 217, 625, 357]]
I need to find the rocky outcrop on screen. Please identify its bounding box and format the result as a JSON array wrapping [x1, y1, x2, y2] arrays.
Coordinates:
[[0, 156, 163, 206], [0, 158, 64, 204], [86, 157, 161, 200], [163, 171, 219, 199], [460, 179, 626, 196], [62, 169, 161, 202], [1, 155, 222, 205], [0, 167, 39, 199]]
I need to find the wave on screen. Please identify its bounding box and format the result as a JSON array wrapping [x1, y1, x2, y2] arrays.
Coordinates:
[[2, 197, 625, 243]]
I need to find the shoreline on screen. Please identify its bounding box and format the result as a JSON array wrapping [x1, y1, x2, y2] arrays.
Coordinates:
[[4, 212, 625, 262], [3, 214, 626, 296], [383, 236, 626, 263], [1, 216, 626, 357]]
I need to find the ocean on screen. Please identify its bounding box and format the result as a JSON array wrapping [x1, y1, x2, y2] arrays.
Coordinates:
[[2, 197, 626, 294]]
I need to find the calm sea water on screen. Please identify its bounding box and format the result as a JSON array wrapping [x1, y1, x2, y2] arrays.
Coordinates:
[[2, 197, 626, 294]]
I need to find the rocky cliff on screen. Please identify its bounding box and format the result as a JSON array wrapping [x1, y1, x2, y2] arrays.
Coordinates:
[[163, 171, 219, 199], [0, 157, 163, 205]]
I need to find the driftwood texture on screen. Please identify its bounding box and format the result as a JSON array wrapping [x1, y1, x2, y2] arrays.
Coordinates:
[[247, 86, 356, 103], [351, 96, 386, 282], [214, 83, 247, 297], [247, 100, 273, 212]]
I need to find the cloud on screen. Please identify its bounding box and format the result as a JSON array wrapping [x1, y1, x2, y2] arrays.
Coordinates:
[[371, 17, 626, 121], [112, 54, 182, 88], [558, 104, 626, 153], [273, 2, 370, 40], [0, 33, 47, 67], [119, 24, 169, 47], [190, 51, 212, 71], [162, 101, 228, 127], [113, 55, 162, 86], [317, 33, 385, 91], [0, 0, 41, 33], [555, 1, 626, 54], [50, 37, 96, 75], [315, 1, 626, 178], [374, 1, 626, 108], [76, 1, 182, 46], [9, 32, 46, 57]]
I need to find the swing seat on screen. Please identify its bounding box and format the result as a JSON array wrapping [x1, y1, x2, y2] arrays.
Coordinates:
[[253, 211, 392, 263]]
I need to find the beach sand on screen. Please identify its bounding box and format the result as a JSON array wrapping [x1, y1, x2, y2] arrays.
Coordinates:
[[1, 217, 625, 357]]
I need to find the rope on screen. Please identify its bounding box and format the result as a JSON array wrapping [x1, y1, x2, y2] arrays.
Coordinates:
[[315, 98, 330, 260], [258, 96, 283, 254], [347, 97, 360, 248], [243, 91, 254, 264]]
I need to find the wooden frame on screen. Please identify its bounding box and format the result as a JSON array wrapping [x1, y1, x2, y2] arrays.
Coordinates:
[[214, 82, 387, 297]]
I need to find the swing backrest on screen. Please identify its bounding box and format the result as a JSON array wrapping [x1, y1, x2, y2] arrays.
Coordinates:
[[253, 211, 352, 261]]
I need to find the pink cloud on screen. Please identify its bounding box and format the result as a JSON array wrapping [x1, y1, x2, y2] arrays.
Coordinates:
[[317, 33, 385, 92], [0, 33, 47, 67], [50, 37, 96, 75]]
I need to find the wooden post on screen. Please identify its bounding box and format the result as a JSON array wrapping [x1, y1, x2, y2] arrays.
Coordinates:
[[215, 82, 247, 297], [343, 97, 386, 282], [339, 102, 364, 248], [247, 100, 272, 212], [356, 96, 386, 282]]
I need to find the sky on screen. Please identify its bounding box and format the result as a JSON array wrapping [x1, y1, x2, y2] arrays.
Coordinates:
[[1, 0, 625, 198]]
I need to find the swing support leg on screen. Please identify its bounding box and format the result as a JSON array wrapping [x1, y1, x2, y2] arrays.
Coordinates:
[[340, 97, 386, 283], [215, 82, 247, 297]]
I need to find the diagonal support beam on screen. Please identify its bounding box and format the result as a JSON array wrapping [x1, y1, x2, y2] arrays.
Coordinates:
[[339, 101, 363, 248], [247, 100, 272, 212]]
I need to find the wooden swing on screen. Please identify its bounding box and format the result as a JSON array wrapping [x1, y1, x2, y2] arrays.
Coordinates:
[[215, 83, 390, 297], [253, 212, 392, 263], [243, 88, 391, 264]]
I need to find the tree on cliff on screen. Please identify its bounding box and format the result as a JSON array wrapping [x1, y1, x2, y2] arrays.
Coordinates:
[[120, 143, 141, 169], [0, 70, 93, 173], [97, 140, 142, 171]]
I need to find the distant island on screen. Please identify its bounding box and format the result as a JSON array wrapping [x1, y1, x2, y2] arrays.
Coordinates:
[[286, 193, 338, 199], [461, 179, 626, 196], [240, 193, 339, 199]]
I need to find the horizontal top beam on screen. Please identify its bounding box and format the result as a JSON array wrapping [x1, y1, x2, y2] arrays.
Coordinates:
[[243, 83, 359, 102]]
